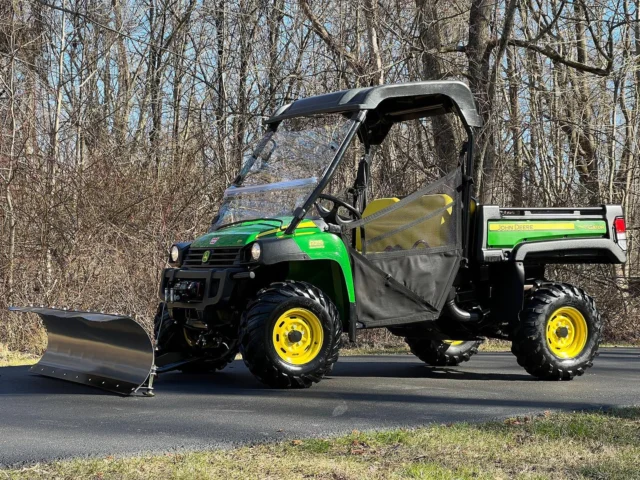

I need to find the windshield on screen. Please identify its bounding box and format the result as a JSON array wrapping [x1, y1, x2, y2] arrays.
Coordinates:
[[213, 115, 354, 228]]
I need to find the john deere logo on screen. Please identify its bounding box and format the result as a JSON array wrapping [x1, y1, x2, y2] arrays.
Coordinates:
[[202, 250, 211, 263]]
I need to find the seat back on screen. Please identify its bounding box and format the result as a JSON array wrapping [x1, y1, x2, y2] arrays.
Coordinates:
[[356, 194, 453, 252]]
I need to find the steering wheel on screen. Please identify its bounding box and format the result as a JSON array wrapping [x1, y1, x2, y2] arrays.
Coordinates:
[[314, 193, 361, 226]]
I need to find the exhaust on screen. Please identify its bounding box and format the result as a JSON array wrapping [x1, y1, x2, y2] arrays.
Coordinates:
[[443, 298, 483, 322], [9, 306, 155, 396]]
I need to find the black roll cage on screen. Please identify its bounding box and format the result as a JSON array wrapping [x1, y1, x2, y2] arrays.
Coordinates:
[[273, 93, 478, 262], [229, 81, 481, 261]]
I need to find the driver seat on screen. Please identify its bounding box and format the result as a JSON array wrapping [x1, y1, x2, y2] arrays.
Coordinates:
[[355, 194, 453, 252]]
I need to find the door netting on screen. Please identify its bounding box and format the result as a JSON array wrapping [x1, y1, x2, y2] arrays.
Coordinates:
[[344, 170, 462, 327]]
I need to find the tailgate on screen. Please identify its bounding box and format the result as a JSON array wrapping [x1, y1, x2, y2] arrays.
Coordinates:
[[476, 205, 626, 264]]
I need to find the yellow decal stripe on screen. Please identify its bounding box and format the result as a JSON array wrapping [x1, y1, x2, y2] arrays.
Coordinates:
[[489, 222, 576, 232], [256, 227, 280, 238], [298, 220, 317, 229], [256, 220, 317, 238]]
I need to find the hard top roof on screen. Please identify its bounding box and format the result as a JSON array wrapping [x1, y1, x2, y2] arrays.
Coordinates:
[[266, 80, 483, 132]]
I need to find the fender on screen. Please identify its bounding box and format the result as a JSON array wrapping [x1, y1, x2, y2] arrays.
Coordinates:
[[490, 261, 525, 328], [512, 238, 626, 264], [259, 232, 355, 303], [258, 232, 356, 338]]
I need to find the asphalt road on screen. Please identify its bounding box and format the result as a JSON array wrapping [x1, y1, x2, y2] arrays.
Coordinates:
[[1, 348, 638, 466]]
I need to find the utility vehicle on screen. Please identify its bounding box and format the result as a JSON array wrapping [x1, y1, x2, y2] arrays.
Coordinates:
[[14, 81, 627, 394]]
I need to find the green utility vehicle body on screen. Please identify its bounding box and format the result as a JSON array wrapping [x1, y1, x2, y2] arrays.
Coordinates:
[[167, 218, 356, 318], [13, 80, 627, 394], [165, 205, 625, 334], [478, 207, 624, 261], [156, 80, 627, 388]]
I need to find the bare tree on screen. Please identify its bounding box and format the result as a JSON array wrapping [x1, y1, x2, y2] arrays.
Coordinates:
[[0, 0, 638, 352]]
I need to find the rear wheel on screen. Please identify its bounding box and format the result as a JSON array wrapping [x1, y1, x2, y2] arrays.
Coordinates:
[[511, 282, 601, 380], [240, 281, 342, 388], [404, 337, 482, 366]]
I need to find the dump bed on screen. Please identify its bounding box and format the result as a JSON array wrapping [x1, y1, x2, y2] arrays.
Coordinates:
[[475, 205, 626, 264]]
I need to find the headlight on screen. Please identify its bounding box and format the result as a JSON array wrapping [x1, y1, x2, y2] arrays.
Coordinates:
[[170, 245, 180, 263], [250, 243, 261, 261]]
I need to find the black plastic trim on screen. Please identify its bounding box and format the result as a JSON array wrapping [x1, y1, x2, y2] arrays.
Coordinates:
[[489, 262, 525, 325], [512, 238, 626, 264], [259, 238, 310, 264], [159, 267, 245, 311], [348, 302, 357, 342]]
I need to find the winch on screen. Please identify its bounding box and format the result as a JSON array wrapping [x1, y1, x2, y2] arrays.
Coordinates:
[[165, 280, 203, 303]]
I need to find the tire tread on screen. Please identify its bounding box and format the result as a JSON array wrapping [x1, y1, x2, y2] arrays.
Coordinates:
[[511, 282, 601, 381], [404, 338, 482, 366], [240, 281, 342, 388]]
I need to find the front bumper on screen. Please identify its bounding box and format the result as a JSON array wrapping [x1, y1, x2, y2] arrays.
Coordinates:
[[160, 267, 251, 310]]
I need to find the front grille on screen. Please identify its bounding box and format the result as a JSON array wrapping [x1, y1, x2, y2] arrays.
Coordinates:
[[182, 247, 242, 268]]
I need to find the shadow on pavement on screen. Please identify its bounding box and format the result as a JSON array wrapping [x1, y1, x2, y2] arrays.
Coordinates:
[[2, 350, 629, 398], [332, 361, 534, 381], [0, 366, 124, 396], [0, 357, 538, 398]]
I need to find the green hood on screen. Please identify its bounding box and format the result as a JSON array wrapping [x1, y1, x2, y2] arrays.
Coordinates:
[[190, 217, 320, 248]]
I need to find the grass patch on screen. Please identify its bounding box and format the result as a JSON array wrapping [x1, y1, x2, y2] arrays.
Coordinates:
[[602, 342, 640, 348], [0, 344, 39, 367], [4, 408, 639, 479], [342, 339, 513, 355], [341, 345, 412, 356]]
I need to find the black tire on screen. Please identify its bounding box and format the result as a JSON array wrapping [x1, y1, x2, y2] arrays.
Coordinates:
[[153, 303, 238, 373], [511, 282, 602, 381], [240, 281, 342, 388], [404, 338, 482, 366]]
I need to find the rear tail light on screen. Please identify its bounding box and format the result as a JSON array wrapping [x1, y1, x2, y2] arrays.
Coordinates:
[[613, 217, 627, 250]]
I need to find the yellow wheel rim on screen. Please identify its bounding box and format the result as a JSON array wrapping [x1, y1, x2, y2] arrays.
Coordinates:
[[272, 308, 324, 365], [444, 340, 465, 347], [546, 306, 588, 359]]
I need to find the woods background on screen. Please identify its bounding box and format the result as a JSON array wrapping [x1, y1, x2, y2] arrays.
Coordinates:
[[1, 0, 639, 352]]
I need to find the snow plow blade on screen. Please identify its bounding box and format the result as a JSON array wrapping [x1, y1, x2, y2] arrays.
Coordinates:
[[9, 307, 154, 396]]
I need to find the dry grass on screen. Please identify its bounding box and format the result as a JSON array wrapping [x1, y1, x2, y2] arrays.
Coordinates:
[[0, 344, 39, 367], [3, 338, 635, 367], [3, 408, 639, 479]]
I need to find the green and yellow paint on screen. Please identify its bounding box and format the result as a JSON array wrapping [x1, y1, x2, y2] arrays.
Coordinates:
[[487, 220, 607, 248]]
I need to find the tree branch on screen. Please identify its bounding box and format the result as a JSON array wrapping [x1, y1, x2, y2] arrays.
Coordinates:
[[501, 38, 612, 76], [298, 0, 365, 76]]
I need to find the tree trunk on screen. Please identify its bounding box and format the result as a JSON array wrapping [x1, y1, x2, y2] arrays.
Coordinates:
[[415, 0, 461, 172]]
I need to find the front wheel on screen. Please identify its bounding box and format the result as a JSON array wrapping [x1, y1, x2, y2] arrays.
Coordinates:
[[511, 282, 602, 380], [240, 281, 342, 388]]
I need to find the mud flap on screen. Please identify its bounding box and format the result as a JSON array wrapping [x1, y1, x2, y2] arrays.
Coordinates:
[[9, 307, 155, 396]]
